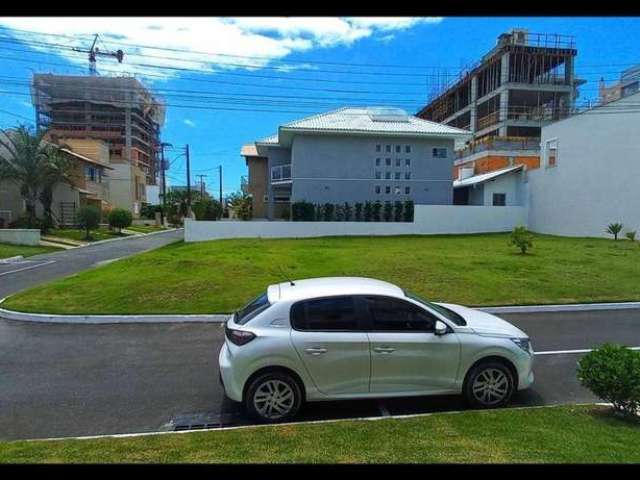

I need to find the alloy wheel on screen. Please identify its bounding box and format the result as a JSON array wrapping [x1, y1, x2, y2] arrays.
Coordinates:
[[253, 379, 295, 419], [471, 368, 509, 405]]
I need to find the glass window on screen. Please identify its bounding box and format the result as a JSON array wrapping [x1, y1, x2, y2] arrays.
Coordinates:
[[375, 171, 382, 179], [395, 145, 401, 153], [405, 290, 467, 326], [405, 186, 411, 194], [395, 158, 401, 167], [405, 158, 411, 167], [395, 171, 401, 180], [433, 148, 447, 158], [493, 193, 506, 206], [405, 145, 411, 153], [375, 158, 381, 166], [405, 172, 411, 180], [365, 296, 436, 332], [545, 139, 558, 167], [385, 158, 391, 166], [235, 292, 271, 325], [291, 296, 359, 331], [376, 144, 382, 152], [385, 145, 391, 153], [385, 172, 391, 180], [394, 186, 401, 195], [385, 186, 391, 194], [375, 185, 381, 194]]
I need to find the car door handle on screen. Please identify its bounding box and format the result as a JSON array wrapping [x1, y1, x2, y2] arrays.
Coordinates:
[[374, 346, 396, 354], [304, 347, 328, 356]]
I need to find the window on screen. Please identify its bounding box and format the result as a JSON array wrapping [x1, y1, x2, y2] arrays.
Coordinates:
[[375, 171, 382, 179], [395, 145, 401, 153], [375, 185, 381, 194], [405, 172, 411, 180], [365, 296, 436, 332], [405, 290, 466, 326], [85, 166, 96, 182], [385, 186, 391, 194], [405, 186, 411, 195], [405, 145, 411, 153], [394, 171, 401, 180], [375, 158, 381, 166], [405, 158, 411, 167], [385, 158, 391, 166], [493, 193, 506, 206], [385, 172, 391, 180], [433, 148, 447, 158], [394, 186, 401, 195], [395, 158, 401, 167], [385, 145, 391, 153], [545, 138, 558, 168], [291, 296, 359, 331], [376, 144, 382, 152], [235, 292, 271, 325]]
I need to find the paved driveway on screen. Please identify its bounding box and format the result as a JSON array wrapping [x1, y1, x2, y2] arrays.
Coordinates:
[[2, 308, 638, 440]]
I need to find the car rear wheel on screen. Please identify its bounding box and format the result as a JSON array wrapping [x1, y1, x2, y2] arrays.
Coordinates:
[[463, 361, 515, 408], [245, 371, 302, 423]]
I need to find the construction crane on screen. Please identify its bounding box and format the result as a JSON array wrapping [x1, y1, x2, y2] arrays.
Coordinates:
[[72, 34, 124, 75]]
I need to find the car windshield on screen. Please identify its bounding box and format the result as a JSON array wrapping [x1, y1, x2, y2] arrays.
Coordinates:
[[234, 292, 270, 325], [404, 290, 467, 326]]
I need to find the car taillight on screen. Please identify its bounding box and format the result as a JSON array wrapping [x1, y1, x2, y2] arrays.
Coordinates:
[[225, 325, 256, 346]]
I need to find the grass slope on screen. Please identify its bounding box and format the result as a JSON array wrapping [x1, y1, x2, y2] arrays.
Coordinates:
[[0, 242, 60, 260], [5, 233, 640, 314]]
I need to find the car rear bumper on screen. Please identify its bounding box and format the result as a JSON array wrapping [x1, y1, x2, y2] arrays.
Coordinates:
[[218, 343, 244, 402]]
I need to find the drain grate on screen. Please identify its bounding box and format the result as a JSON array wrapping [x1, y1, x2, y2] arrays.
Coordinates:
[[170, 411, 240, 431]]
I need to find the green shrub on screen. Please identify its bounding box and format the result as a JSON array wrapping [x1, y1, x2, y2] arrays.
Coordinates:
[[344, 202, 353, 222], [107, 208, 132, 233], [625, 230, 637, 243], [314, 204, 323, 221], [76, 206, 101, 240], [394, 201, 403, 222], [192, 198, 223, 221], [291, 201, 315, 221], [323, 203, 335, 221], [510, 226, 533, 254], [335, 204, 345, 221], [372, 201, 382, 222], [354, 203, 363, 221], [383, 201, 393, 222], [403, 200, 414, 222], [606, 222, 624, 241], [363, 201, 373, 222], [577, 344, 640, 417]]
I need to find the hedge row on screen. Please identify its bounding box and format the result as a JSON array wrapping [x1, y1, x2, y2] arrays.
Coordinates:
[[291, 200, 414, 222]]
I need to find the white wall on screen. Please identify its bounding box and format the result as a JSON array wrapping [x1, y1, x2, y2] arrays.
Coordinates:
[[528, 92, 640, 238], [0, 229, 41, 246], [185, 205, 527, 242]]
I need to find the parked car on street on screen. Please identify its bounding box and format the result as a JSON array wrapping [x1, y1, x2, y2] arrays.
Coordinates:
[[218, 277, 534, 422]]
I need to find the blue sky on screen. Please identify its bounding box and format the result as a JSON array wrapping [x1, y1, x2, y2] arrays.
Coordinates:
[[0, 16, 638, 196]]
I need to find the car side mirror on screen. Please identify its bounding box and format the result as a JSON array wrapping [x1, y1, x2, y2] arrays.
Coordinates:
[[434, 320, 448, 336]]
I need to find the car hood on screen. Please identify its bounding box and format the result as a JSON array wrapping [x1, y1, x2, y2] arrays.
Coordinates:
[[435, 302, 527, 338]]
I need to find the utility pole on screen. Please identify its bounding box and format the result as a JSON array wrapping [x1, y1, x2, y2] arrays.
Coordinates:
[[159, 144, 167, 226], [196, 174, 207, 199], [218, 165, 223, 205], [185, 144, 192, 218]]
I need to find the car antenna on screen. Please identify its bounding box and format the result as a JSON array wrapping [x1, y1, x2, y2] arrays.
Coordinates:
[[277, 265, 295, 286]]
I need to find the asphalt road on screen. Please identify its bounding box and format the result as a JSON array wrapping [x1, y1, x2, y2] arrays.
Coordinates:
[[2, 308, 639, 441], [0, 229, 184, 300]]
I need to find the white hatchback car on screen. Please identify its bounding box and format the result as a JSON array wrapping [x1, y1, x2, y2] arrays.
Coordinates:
[[218, 277, 534, 423]]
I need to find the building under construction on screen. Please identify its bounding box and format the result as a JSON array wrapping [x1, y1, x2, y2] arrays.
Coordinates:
[[31, 74, 165, 186], [417, 29, 583, 180]]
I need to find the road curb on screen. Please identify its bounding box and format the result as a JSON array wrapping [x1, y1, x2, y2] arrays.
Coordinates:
[[480, 301, 640, 314], [0, 255, 24, 263]]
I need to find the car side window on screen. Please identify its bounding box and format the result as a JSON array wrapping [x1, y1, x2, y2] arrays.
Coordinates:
[[364, 296, 436, 332], [291, 296, 360, 331]]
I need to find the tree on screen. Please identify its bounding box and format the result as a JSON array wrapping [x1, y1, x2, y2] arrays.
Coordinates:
[[76, 206, 101, 240], [108, 208, 133, 234], [624, 231, 636, 243], [193, 198, 223, 221], [606, 222, 624, 241], [227, 191, 252, 221], [403, 200, 414, 222], [343, 202, 353, 222], [393, 201, 403, 222], [509, 226, 533, 254], [354, 202, 363, 221], [0, 126, 76, 230], [363, 201, 373, 221], [372, 201, 382, 222], [383, 201, 393, 222]]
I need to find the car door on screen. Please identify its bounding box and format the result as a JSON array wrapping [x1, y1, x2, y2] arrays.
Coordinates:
[[363, 296, 461, 394], [289, 295, 370, 397]]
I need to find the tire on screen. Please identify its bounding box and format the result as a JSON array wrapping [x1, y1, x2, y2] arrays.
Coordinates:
[[244, 371, 303, 423], [463, 361, 515, 409]]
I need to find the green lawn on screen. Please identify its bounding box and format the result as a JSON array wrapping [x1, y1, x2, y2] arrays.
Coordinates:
[[47, 227, 132, 242], [125, 225, 168, 234], [1, 405, 638, 463], [0, 242, 60, 260], [4, 233, 640, 315]]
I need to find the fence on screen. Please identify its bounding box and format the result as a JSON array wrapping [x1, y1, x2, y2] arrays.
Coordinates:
[[185, 205, 527, 242]]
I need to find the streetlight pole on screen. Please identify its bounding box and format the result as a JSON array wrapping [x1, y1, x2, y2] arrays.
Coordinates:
[[185, 144, 192, 218], [159, 142, 172, 226]]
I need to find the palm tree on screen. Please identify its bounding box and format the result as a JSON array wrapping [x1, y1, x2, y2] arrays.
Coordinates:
[[0, 126, 74, 230]]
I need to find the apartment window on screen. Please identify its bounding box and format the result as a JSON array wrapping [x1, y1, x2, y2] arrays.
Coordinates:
[[405, 172, 411, 180], [385, 158, 391, 166], [493, 193, 506, 206], [545, 138, 558, 168], [405, 186, 411, 195], [385, 172, 391, 180], [375, 158, 381, 166], [85, 166, 96, 182], [376, 144, 382, 152], [405, 145, 411, 153], [395, 145, 401, 153], [405, 158, 411, 167], [394, 186, 401, 195], [385, 186, 391, 194], [433, 148, 447, 158], [395, 172, 401, 180], [375, 185, 381, 194], [375, 171, 382, 180], [395, 158, 401, 167], [385, 145, 391, 153]]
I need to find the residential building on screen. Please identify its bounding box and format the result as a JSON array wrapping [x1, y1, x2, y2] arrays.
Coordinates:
[[599, 64, 640, 105], [526, 91, 640, 237], [453, 165, 526, 206], [417, 29, 583, 182], [240, 107, 470, 219], [31, 74, 165, 189]]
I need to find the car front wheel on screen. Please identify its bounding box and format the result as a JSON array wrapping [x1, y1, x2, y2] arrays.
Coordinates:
[[463, 361, 515, 408], [244, 371, 302, 423]]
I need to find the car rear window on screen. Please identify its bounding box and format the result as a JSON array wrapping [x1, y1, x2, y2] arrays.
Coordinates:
[[291, 296, 359, 331], [234, 292, 270, 325]]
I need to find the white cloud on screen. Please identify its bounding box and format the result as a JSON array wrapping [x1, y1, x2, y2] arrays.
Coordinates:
[[183, 119, 196, 127], [0, 17, 443, 80]]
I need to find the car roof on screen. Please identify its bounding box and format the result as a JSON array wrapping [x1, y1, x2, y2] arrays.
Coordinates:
[[267, 277, 405, 303]]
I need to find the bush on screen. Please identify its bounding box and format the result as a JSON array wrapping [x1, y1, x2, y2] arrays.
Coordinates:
[[606, 222, 624, 241], [393, 201, 403, 222], [314, 204, 323, 221], [354, 203, 363, 222], [344, 202, 353, 222], [510, 226, 533, 254], [363, 201, 373, 222], [625, 231, 637, 243], [323, 203, 335, 221], [291, 201, 315, 221], [107, 208, 132, 233], [193, 198, 223, 221], [403, 200, 414, 222], [140, 204, 162, 220], [76, 206, 101, 240], [577, 344, 640, 417], [335, 204, 345, 221], [383, 202, 393, 222], [372, 201, 382, 222]]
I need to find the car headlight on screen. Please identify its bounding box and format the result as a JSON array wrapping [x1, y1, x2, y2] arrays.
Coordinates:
[[511, 337, 533, 354]]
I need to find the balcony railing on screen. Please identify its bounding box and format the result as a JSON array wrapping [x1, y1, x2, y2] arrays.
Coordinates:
[[456, 135, 541, 159], [271, 164, 292, 182]]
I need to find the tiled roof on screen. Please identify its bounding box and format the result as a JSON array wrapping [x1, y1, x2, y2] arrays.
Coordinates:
[[256, 133, 279, 144]]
